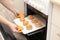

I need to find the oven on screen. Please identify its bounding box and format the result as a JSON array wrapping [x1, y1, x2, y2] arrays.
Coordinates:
[[23, 0, 48, 40]]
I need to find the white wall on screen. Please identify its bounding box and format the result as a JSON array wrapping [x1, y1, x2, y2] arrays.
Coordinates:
[[50, 4, 60, 40], [0, 0, 24, 22]]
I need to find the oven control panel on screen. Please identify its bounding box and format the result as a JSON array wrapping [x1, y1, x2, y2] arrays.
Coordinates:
[[24, 0, 50, 15]]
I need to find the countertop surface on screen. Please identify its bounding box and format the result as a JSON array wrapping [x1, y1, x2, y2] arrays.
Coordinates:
[[51, 0, 60, 5]]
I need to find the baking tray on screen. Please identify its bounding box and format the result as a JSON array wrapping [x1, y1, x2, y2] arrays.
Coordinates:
[[13, 16, 45, 34]]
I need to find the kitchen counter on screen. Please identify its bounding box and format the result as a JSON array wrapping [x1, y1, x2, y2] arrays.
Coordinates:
[[51, 0, 60, 5]]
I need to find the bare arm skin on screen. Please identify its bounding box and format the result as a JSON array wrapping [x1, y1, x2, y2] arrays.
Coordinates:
[[0, 0, 20, 16], [0, 15, 21, 33]]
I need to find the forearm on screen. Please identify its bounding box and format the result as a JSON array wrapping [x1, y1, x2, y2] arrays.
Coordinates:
[[0, 15, 12, 26], [0, 0, 19, 14], [0, 15, 20, 33]]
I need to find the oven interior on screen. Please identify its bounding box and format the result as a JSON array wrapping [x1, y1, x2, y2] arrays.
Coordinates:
[[23, 4, 48, 40]]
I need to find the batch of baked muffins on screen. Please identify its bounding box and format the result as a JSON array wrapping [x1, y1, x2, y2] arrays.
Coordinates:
[[17, 13, 42, 31]]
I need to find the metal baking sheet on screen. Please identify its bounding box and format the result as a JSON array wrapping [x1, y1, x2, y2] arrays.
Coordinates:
[[13, 16, 45, 34]]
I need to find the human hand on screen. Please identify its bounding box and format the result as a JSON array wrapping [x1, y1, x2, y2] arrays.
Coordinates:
[[16, 13, 25, 18], [8, 23, 22, 33], [14, 13, 20, 17]]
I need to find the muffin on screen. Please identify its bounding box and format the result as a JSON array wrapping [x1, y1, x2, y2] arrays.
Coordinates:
[[28, 15, 34, 20], [32, 18, 38, 23], [17, 13, 25, 21], [23, 20, 28, 26], [17, 26, 23, 32], [26, 24, 32, 30], [35, 22, 42, 27], [19, 18, 24, 21], [20, 13, 25, 19]]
